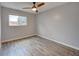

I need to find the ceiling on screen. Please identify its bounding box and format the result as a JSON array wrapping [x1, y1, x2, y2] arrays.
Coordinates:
[[1, 2, 67, 14]]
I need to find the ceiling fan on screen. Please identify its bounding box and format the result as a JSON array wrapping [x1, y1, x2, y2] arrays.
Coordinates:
[[22, 2, 45, 13]]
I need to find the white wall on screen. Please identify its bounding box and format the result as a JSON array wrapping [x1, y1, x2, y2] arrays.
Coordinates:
[[0, 4, 1, 47], [37, 3, 79, 50], [1, 7, 36, 42]]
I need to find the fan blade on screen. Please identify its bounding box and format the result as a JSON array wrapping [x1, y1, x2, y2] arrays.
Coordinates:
[[37, 3, 45, 7], [23, 7, 32, 9]]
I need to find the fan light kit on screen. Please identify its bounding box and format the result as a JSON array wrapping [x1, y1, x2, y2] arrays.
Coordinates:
[[23, 2, 45, 13], [32, 8, 37, 11]]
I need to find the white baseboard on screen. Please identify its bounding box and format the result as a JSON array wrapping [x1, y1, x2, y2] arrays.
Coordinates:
[[1, 34, 36, 43], [38, 34, 79, 50]]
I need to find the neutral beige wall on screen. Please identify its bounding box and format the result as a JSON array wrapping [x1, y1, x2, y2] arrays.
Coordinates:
[[1, 7, 36, 42], [37, 3, 79, 49]]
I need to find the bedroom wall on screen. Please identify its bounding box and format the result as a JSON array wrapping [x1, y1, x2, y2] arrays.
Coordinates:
[[0, 4, 1, 47], [37, 2, 79, 50], [1, 7, 36, 42]]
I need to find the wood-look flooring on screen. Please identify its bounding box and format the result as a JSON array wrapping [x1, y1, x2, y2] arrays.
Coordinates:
[[0, 36, 79, 56]]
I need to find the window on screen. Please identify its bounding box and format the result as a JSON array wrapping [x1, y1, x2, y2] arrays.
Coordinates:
[[9, 15, 27, 26]]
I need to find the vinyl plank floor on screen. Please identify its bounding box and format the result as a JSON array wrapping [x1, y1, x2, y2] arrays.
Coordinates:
[[0, 36, 79, 56]]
